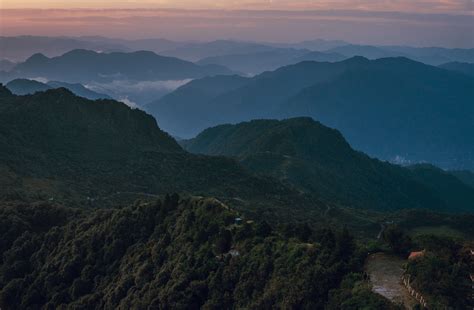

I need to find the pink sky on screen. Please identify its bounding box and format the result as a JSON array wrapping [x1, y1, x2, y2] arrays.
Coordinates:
[[2, 1, 474, 14], [1, 1, 473, 47]]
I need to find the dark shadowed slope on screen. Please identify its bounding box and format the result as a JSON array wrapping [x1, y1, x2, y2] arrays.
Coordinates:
[[9, 49, 233, 83], [183, 118, 474, 212], [0, 86, 322, 223]]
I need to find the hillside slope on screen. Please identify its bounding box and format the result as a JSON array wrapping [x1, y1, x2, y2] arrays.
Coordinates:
[[153, 57, 474, 169], [183, 118, 474, 212], [0, 86, 324, 225]]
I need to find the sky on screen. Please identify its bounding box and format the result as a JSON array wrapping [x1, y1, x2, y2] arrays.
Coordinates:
[[1, 1, 473, 47]]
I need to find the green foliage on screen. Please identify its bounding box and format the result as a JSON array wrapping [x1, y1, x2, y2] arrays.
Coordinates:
[[0, 196, 386, 309], [406, 236, 471, 309], [184, 117, 473, 212], [382, 225, 412, 256]]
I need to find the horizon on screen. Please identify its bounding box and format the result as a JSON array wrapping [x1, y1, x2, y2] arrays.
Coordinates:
[[1, 2, 473, 48]]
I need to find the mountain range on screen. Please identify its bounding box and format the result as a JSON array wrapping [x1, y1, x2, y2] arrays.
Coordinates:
[[5, 79, 111, 100], [0, 85, 324, 227], [1, 49, 233, 84], [149, 56, 474, 170], [183, 118, 474, 213]]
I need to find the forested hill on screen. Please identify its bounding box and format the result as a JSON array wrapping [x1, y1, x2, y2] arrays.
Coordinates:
[[183, 118, 474, 213], [0, 86, 324, 225], [0, 196, 396, 309]]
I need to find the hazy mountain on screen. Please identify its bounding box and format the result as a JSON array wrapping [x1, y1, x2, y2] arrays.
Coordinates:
[[147, 75, 251, 136], [5, 78, 111, 100], [293, 51, 346, 63], [5, 79, 52, 95], [160, 40, 276, 61], [148, 56, 375, 137], [8, 49, 233, 84], [197, 49, 346, 75], [282, 57, 474, 169], [0, 36, 129, 62], [47, 81, 112, 100], [327, 44, 474, 65], [183, 118, 474, 212], [268, 39, 349, 51], [384, 46, 474, 65], [150, 57, 474, 170], [439, 62, 474, 77], [0, 60, 16, 72]]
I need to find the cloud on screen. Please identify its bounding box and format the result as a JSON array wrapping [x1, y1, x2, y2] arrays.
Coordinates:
[[1, 8, 473, 47], [85, 79, 192, 106]]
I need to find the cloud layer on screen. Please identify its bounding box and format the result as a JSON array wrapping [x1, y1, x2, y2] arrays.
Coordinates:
[[2, 8, 473, 47]]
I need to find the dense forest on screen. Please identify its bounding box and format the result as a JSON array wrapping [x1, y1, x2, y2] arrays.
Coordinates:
[[0, 195, 396, 309]]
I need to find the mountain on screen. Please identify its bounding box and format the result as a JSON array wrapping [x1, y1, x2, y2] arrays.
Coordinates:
[[0, 86, 324, 225], [0, 36, 129, 62], [8, 49, 233, 83], [197, 49, 346, 75], [281, 57, 474, 170], [46, 81, 112, 100], [326, 44, 474, 65], [160, 40, 276, 61], [6, 79, 111, 100], [148, 57, 364, 138], [268, 39, 349, 51], [152, 57, 474, 170], [327, 45, 401, 60], [5, 79, 52, 95], [0, 60, 16, 72], [183, 118, 474, 212], [439, 62, 474, 77], [146, 75, 250, 137], [450, 170, 474, 189]]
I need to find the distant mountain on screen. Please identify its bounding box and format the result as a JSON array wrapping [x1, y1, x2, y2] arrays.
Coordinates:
[[0, 60, 16, 71], [268, 39, 349, 51], [6, 78, 111, 100], [8, 49, 234, 83], [47, 81, 112, 100], [439, 62, 474, 77], [183, 118, 473, 212], [149, 56, 377, 137], [327, 44, 474, 65], [281, 57, 474, 169], [0, 36, 129, 61], [327, 45, 402, 59], [197, 49, 346, 75], [150, 57, 474, 170], [147, 75, 250, 136], [160, 40, 276, 61], [6, 79, 52, 95]]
